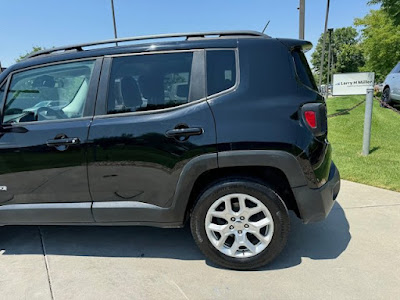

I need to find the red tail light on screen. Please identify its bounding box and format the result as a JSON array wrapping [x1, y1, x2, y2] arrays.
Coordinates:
[[301, 103, 327, 137], [304, 111, 317, 128]]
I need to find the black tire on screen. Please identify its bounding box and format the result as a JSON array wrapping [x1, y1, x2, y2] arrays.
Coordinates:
[[381, 87, 392, 107], [190, 178, 290, 270]]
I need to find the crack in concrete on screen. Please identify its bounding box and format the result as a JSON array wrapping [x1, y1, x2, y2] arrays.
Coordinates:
[[163, 275, 189, 300], [38, 226, 55, 300]]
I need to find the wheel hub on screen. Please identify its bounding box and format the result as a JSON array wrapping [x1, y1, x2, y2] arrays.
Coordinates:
[[231, 219, 245, 230]]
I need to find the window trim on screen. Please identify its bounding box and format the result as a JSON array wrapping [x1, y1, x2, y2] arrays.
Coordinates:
[[0, 57, 103, 127], [94, 49, 206, 118], [188, 50, 206, 102], [105, 49, 202, 59], [0, 76, 11, 120]]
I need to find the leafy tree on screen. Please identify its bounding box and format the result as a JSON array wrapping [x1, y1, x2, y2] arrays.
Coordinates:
[[369, 0, 400, 26], [16, 46, 43, 62], [336, 44, 365, 73], [355, 9, 400, 82], [311, 27, 365, 84]]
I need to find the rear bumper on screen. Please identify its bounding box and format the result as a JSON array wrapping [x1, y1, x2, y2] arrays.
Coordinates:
[[292, 162, 340, 223]]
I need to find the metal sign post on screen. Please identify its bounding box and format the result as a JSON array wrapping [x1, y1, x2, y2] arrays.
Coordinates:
[[332, 72, 375, 156], [362, 88, 374, 156], [325, 28, 333, 99]]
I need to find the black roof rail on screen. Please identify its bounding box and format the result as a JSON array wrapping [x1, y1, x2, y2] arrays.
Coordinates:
[[26, 30, 269, 59]]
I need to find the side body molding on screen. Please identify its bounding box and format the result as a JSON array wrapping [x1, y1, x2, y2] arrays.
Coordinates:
[[0, 203, 93, 225]]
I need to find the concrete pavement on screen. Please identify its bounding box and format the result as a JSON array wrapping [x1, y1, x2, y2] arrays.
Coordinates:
[[1, 180, 400, 300]]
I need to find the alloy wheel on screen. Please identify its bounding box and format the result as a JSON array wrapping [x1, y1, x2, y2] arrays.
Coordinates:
[[205, 193, 274, 258]]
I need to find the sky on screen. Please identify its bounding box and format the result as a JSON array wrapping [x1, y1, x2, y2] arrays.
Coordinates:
[[0, 0, 379, 68]]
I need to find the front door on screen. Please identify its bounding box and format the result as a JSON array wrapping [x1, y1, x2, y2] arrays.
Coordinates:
[[87, 51, 217, 222], [0, 58, 101, 223]]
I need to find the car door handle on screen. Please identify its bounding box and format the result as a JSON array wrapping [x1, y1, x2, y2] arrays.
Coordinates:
[[47, 137, 81, 146], [165, 127, 203, 138]]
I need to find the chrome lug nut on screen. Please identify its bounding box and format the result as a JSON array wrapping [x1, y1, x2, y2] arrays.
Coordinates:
[[229, 225, 234, 230], [238, 230, 242, 234], [231, 217, 235, 221], [240, 216, 245, 220], [244, 224, 249, 228]]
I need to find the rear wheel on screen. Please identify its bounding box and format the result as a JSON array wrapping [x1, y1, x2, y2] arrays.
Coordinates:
[[190, 179, 290, 270]]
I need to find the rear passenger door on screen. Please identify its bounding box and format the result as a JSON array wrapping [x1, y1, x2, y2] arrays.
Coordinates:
[[88, 50, 217, 222]]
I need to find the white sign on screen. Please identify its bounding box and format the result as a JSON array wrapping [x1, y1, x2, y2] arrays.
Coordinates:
[[332, 72, 375, 96]]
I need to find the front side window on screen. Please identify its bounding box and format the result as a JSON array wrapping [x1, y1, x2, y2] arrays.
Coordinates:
[[107, 52, 193, 114], [3, 60, 95, 124], [206, 50, 236, 96]]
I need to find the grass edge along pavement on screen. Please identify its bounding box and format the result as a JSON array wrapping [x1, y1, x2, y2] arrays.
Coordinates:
[[326, 95, 400, 192]]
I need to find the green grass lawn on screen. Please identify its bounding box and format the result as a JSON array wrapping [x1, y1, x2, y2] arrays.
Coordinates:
[[327, 95, 400, 192]]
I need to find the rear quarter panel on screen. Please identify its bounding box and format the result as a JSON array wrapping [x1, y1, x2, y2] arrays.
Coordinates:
[[207, 38, 331, 188]]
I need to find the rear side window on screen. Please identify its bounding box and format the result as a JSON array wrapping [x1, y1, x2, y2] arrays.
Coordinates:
[[107, 52, 193, 114], [292, 50, 318, 90], [206, 50, 236, 96]]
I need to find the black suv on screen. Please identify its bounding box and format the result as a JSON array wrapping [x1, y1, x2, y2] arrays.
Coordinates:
[[0, 31, 340, 270]]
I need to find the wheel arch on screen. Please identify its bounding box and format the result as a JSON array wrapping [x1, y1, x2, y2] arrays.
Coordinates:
[[171, 150, 307, 223]]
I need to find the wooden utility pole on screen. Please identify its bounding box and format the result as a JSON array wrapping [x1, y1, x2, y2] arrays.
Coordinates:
[[299, 0, 305, 39], [111, 0, 119, 46], [326, 28, 333, 98], [318, 0, 331, 90]]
